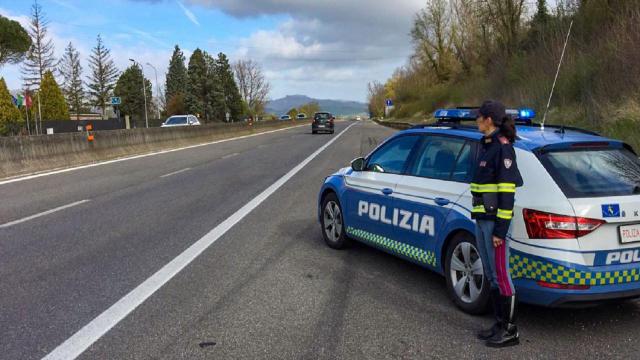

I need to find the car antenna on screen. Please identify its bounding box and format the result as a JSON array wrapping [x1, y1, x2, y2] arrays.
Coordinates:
[[541, 19, 574, 131]]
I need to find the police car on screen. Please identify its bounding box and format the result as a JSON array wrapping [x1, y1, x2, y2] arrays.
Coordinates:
[[318, 108, 640, 314]]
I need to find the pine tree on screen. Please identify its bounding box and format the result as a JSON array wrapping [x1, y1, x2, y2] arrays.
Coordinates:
[[114, 65, 152, 126], [0, 15, 32, 68], [21, 0, 57, 89], [87, 34, 119, 119], [59, 42, 84, 120], [185, 48, 207, 120], [215, 53, 243, 122], [165, 45, 187, 107], [204, 51, 225, 122], [32, 70, 70, 121], [0, 78, 23, 135]]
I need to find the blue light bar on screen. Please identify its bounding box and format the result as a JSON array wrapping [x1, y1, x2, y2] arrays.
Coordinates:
[[518, 108, 536, 119], [434, 109, 476, 120]]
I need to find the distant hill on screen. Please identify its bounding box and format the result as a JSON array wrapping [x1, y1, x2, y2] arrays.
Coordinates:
[[266, 95, 367, 116]]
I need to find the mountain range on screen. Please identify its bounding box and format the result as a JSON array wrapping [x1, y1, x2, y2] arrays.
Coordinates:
[[266, 95, 367, 116]]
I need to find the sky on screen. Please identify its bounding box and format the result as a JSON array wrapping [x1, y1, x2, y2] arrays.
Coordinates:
[[0, 0, 424, 102]]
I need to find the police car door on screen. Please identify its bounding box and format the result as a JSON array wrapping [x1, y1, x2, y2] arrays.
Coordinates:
[[344, 134, 422, 241], [393, 135, 474, 268]]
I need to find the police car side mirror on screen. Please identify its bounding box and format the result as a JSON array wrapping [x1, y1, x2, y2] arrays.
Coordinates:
[[351, 157, 365, 172]]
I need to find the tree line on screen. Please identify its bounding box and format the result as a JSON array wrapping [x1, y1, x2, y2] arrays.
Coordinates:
[[369, 0, 640, 150], [0, 0, 272, 136]]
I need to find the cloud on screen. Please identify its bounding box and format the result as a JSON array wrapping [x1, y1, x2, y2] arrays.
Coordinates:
[[176, 1, 200, 26], [131, 0, 422, 101]]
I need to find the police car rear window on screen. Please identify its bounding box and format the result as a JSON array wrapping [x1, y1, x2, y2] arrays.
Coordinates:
[[540, 148, 640, 198]]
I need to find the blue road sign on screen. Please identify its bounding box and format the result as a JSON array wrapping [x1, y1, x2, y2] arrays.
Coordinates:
[[110, 97, 121, 105], [385, 99, 393, 107]]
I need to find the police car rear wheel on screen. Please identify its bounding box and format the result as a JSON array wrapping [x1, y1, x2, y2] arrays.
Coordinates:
[[445, 233, 490, 314], [321, 193, 349, 249]]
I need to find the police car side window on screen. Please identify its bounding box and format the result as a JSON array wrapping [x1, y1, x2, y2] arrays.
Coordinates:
[[366, 135, 420, 174], [409, 136, 468, 181]]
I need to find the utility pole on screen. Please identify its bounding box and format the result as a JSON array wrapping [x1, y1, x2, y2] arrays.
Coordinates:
[[129, 59, 149, 128], [146, 62, 162, 120]]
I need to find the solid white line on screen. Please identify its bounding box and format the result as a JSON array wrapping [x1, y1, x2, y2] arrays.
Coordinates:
[[0, 200, 91, 229], [221, 152, 240, 159], [0, 124, 309, 186], [42, 122, 358, 360], [159, 168, 192, 178]]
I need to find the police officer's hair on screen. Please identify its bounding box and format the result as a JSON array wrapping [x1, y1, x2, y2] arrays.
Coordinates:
[[479, 100, 517, 143]]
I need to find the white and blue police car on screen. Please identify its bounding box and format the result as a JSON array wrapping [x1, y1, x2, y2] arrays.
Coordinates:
[[318, 108, 640, 314]]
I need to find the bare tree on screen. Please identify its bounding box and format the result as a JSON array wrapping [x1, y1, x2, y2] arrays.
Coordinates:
[[21, 0, 57, 89], [59, 42, 84, 120], [411, 0, 458, 82], [483, 0, 527, 56], [233, 59, 271, 116]]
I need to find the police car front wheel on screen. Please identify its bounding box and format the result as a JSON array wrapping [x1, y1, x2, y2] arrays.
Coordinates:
[[321, 193, 350, 249], [445, 233, 490, 314]]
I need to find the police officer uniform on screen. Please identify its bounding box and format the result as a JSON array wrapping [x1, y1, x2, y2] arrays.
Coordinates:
[[471, 103, 523, 347]]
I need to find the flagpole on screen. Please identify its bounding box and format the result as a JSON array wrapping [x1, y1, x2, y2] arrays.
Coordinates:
[[24, 91, 31, 135], [37, 91, 42, 135]]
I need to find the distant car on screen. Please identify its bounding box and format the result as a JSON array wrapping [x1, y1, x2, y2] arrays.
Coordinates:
[[356, 116, 362, 121], [161, 115, 200, 128], [280, 115, 292, 120], [297, 113, 307, 120], [312, 112, 335, 134]]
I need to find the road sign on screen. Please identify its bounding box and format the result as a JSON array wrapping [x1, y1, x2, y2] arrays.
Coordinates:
[[385, 99, 393, 107], [110, 97, 121, 105]]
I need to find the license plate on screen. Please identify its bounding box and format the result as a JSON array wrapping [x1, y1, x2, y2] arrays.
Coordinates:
[[318, 125, 325, 128], [619, 224, 640, 243]]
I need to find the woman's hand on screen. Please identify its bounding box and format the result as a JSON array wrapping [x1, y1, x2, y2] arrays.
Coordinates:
[[493, 236, 504, 248]]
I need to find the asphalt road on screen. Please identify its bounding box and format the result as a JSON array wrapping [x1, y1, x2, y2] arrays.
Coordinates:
[[2, 120, 640, 360]]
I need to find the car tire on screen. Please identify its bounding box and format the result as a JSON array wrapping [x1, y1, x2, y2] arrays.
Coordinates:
[[444, 232, 490, 315], [312, 130, 317, 134], [321, 193, 350, 249]]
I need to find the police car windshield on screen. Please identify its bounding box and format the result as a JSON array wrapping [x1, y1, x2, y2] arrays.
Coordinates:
[[541, 148, 640, 198], [166, 116, 188, 125]]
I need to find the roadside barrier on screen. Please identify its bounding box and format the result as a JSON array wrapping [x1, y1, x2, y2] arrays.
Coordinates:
[[0, 120, 310, 179]]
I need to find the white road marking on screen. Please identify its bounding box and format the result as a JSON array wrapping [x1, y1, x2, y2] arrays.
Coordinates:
[[221, 152, 240, 160], [0, 200, 91, 229], [0, 124, 309, 186], [159, 168, 192, 178], [42, 122, 357, 360]]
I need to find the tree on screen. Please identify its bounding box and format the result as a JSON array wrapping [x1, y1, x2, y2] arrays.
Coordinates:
[[0, 78, 23, 135], [114, 65, 152, 126], [298, 101, 320, 117], [185, 48, 207, 120], [287, 108, 298, 119], [215, 52, 243, 122], [165, 93, 185, 116], [367, 81, 386, 118], [21, 0, 57, 89], [32, 70, 70, 121], [165, 45, 187, 108], [484, 0, 527, 56], [204, 51, 225, 122], [411, 0, 459, 82], [0, 15, 32, 68], [87, 35, 119, 119], [233, 59, 270, 116], [59, 42, 84, 119]]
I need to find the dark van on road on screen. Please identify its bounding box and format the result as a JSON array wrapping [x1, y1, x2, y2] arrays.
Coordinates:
[[312, 112, 335, 134]]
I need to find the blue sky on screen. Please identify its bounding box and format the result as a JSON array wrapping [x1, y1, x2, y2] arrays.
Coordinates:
[[1, 0, 424, 102]]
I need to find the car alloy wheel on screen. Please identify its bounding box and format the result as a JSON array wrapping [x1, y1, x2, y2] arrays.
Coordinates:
[[449, 241, 484, 304], [323, 200, 343, 243]]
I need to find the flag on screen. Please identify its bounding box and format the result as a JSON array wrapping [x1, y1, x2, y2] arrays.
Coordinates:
[[17, 94, 24, 107], [25, 92, 32, 109], [11, 95, 17, 106]]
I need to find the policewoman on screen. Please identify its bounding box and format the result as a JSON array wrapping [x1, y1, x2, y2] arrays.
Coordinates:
[[471, 100, 523, 347]]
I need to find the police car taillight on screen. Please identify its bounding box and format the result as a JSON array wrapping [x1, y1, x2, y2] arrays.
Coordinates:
[[536, 281, 590, 290], [523, 209, 605, 239]]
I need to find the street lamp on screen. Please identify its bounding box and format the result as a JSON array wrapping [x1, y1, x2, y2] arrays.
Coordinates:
[[129, 58, 149, 128], [146, 62, 162, 120]]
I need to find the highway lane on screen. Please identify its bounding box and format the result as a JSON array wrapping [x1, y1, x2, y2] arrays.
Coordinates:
[[0, 121, 354, 359], [4, 120, 640, 359]]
